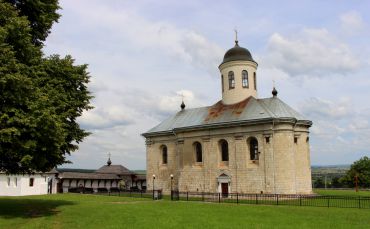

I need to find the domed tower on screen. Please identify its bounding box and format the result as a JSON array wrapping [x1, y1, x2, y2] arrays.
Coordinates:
[[219, 38, 258, 105]]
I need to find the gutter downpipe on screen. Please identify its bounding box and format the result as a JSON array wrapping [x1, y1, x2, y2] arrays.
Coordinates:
[[272, 119, 276, 194], [293, 120, 298, 193], [234, 134, 238, 193], [172, 130, 179, 192]]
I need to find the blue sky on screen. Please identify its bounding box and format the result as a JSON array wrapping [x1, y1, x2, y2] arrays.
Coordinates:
[[43, 0, 370, 169]]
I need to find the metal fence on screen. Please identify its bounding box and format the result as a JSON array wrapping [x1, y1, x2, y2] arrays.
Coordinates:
[[171, 191, 370, 209], [68, 188, 162, 200], [67, 188, 370, 209]]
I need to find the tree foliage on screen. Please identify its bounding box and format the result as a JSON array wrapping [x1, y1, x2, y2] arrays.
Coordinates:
[[5, 0, 60, 46], [341, 156, 370, 188], [0, 0, 92, 174]]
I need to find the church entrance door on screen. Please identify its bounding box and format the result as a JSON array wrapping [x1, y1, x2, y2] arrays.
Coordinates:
[[221, 183, 228, 197]]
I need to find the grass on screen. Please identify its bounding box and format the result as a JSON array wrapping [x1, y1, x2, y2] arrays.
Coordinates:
[[314, 189, 370, 196], [0, 193, 370, 229]]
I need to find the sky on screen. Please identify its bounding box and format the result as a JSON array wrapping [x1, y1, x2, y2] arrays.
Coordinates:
[[43, 0, 370, 170]]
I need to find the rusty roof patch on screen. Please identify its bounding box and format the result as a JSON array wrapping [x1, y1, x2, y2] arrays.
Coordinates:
[[205, 97, 250, 122]]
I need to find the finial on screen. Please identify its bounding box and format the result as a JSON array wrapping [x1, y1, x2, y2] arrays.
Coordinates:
[[107, 152, 112, 166], [180, 93, 186, 110], [234, 28, 239, 46], [272, 81, 278, 97]]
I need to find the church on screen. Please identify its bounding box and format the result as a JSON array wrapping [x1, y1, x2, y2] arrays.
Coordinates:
[[142, 38, 313, 195]]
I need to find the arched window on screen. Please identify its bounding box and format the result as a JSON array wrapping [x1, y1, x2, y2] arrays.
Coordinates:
[[194, 142, 202, 163], [221, 75, 224, 92], [219, 139, 229, 161], [161, 145, 168, 164], [242, 70, 248, 88], [253, 72, 257, 90], [228, 71, 235, 89], [248, 137, 259, 160]]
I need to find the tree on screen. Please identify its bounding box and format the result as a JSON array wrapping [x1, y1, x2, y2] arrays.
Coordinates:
[[0, 0, 92, 174], [341, 156, 370, 188], [5, 0, 60, 46], [313, 178, 324, 188]]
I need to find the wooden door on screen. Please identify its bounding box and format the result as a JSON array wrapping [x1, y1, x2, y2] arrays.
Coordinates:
[[221, 183, 228, 197]]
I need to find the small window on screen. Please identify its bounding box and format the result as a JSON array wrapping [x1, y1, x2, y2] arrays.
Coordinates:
[[221, 75, 224, 92], [7, 177, 10, 186], [249, 137, 259, 160], [219, 139, 229, 161], [228, 71, 235, 89], [14, 177, 17, 187], [253, 72, 257, 90], [265, 137, 270, 144], [294, 137, 298, 144], [194, 142, 202, 163], [29, 178, 34, 187], [306, 137, 309, 142], [242, 70, 248, 88], [161, 145, 168, 164]]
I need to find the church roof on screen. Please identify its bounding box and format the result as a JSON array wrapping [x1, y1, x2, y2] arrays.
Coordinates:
[[95, 165, 134, 175], [143, 96, 311, 136], [58, 172, 120, 180], [220, 41, 257, 65]]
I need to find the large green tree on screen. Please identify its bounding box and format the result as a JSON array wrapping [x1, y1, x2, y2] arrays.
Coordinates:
[[341, 156, 370, 188], [0, 0, 92, 174]]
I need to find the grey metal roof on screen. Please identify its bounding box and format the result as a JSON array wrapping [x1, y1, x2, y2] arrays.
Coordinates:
[[58, 172, 120, 180], [143, 96, 311, 136], [220, 42, 257, 65], [96, 165, 134, 175]]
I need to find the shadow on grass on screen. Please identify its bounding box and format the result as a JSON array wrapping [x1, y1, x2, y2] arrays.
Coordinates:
[[0, 198, 74, 219]]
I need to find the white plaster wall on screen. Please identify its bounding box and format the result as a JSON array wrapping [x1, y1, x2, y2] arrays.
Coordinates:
[[0, 174, 50, 196]]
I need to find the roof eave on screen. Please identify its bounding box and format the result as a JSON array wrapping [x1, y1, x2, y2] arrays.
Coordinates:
[[142, 117, 312, 137]]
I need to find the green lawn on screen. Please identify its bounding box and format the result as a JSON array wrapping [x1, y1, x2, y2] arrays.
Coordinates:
[[314, 189, 370, 196], [1, 194, 370, 229]]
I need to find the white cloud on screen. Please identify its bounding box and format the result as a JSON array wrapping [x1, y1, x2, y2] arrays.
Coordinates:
[[78, 105, 135, 130], [264, 28, 360, 77], [340, 11, 365, 35], [60, 1, 223, 78], [299, 97, 352, 120], [299, 97, 370, 164], [159, 89, 206, 113]]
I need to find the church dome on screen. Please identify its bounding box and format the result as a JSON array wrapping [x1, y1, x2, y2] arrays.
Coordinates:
[[220, 41, 256, 65]]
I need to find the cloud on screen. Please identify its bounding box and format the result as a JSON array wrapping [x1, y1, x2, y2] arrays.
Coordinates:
[[59, 1, 223, 78], [298, 97, 370, 164], [340, 11, 365, 35], [299, 97, 352, 120], [78, 105, 135, 130], [264, 28, 360, 77], [159, 89, 206, 114]]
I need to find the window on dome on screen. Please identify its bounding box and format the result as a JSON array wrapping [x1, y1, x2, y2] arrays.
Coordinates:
[[228, 71, 235, 89], [242, 70, 248, 88]]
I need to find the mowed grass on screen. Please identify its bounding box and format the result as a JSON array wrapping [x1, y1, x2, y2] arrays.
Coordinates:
[[314, 189, 370, 196], [1, 193, 370, 229]]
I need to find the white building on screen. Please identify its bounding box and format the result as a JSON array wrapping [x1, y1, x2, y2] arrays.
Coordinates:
[[0, 173, 54, 196]]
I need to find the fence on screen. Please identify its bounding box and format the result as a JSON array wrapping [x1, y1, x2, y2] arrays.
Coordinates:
[[68, 188, 162, 200], [67, 188, 370, 209], [171, 191, 370, 209]]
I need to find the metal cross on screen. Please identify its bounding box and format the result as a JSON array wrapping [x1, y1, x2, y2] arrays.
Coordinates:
[[234, 28, 238, 42]]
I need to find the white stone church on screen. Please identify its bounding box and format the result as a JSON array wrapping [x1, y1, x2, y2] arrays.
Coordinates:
[[143, 38, 313, 195]]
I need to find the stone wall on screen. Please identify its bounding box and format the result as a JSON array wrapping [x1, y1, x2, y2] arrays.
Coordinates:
[[146, 122, 312, 195]]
